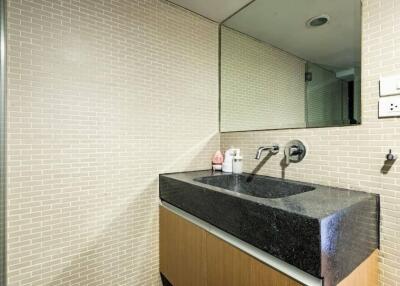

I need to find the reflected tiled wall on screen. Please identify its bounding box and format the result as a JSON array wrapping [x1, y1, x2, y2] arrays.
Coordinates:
[[220, 27, 306, 132], [6, 0, 219, 285], [221, 0, 400, 285]]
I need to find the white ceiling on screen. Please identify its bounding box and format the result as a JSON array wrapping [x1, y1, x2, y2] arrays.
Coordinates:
[[168, 0, 253, 22], [223, 0, 361, 69]]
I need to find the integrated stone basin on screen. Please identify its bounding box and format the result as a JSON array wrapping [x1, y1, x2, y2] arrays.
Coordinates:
[[159, 170, 379, 286], [194, 173, 315, 199]]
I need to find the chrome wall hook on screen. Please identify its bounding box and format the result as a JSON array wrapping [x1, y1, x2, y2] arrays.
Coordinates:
[[386, 149, 398, 161]]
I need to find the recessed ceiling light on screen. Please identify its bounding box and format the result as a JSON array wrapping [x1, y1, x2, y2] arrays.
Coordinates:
[[306, 15, 330, 27]]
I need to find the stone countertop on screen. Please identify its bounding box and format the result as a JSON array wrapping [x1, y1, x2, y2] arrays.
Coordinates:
[[160, 170, 378, 220]]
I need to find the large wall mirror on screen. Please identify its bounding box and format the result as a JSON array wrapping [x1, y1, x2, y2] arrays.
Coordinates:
[[220, 0, 361, 132]]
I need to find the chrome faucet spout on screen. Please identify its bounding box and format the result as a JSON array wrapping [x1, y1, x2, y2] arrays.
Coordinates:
[[255, 144, 279, 160]]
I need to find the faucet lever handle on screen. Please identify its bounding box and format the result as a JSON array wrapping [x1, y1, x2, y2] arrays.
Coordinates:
[[284, 145, 292, 165], [290, 146, 302, 156], [284, 140, 306, 165]]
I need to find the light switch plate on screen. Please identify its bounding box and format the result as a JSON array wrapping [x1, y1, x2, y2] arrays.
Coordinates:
[[379, 96, 400, 117], [380, 75, 400, 96]]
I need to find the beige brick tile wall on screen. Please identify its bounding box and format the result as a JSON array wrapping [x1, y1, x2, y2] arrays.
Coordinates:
[[6, 0, 219, 285], [220, 27, 306, 132], [221, 0, 400, 285], [7, 0, 400, 285]]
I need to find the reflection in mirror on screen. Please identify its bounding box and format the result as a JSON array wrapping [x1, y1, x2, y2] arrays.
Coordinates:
[[220, 0, 361, 132]]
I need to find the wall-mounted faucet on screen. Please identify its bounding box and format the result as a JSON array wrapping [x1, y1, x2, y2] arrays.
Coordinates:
[[255, 144, 279, 160]]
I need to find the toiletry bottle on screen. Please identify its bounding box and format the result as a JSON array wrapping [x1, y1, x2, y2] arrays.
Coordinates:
[[222, 148, 235, 173], [232, 149, 243, 174], [212, 150, 224, 171]]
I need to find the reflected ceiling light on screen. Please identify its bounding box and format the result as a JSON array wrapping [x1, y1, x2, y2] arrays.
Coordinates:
[[306, 15, 330, 27]]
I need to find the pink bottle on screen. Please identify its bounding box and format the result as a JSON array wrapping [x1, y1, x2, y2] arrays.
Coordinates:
[[212, 151, 224, 171]]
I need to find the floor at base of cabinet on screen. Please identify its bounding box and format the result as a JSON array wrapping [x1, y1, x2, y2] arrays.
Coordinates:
[[161, 273, 173, 286]]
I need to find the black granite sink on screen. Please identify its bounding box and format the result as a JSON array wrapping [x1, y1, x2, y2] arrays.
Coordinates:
[[194, 174, 315, 199], [160, 170, 380, 286]]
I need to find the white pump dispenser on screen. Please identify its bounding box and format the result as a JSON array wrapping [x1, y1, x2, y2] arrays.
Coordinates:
[[232, 149, 243, 174], [222, 148, 236, 173]]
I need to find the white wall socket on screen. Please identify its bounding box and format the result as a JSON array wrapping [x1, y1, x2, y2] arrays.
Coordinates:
[[379, 96, 400, 117]]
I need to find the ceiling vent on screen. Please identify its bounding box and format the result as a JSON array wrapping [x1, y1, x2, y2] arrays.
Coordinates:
[[306, 15, 330, 27]]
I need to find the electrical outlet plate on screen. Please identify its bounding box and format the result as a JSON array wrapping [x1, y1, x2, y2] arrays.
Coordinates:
[[379, 96, 400, 117], [380, 75, 400, 97]]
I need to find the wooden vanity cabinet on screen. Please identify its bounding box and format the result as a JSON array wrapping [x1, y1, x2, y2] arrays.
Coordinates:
[[159, 206, 378, 286], [206, 232, 301, 286], [160, 206, 300, 286], [159, 205, 207, 286]]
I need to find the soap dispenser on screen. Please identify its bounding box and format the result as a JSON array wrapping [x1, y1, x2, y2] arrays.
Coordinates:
[[232, 149, 243, 174], [222, 148, 235, 173]]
